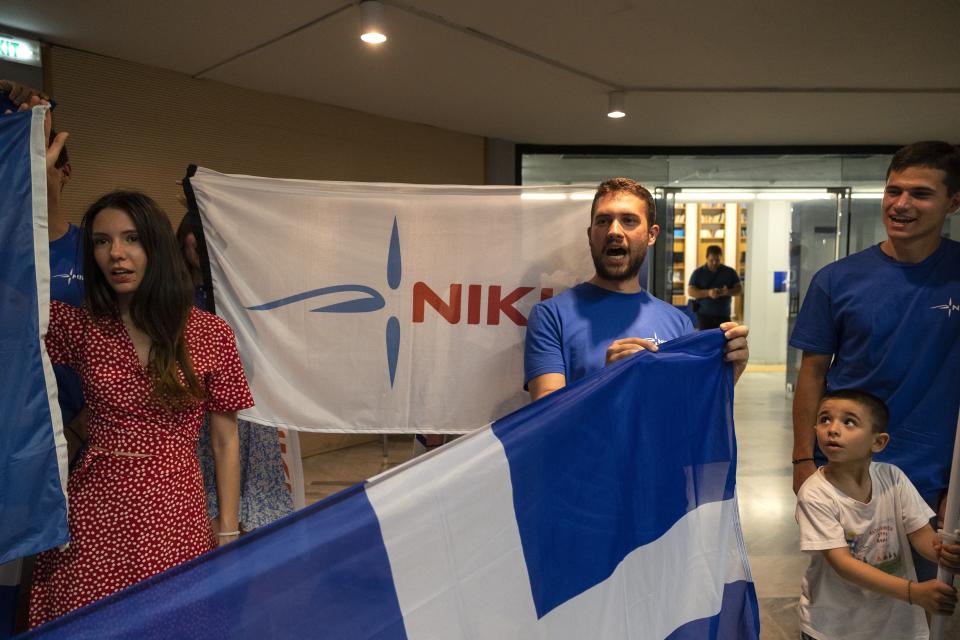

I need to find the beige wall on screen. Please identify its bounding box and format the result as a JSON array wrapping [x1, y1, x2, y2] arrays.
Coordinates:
[[43, 47, 483, 451], [44, 46, 486, 226]]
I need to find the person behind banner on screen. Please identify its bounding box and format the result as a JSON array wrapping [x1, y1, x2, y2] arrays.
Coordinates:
[[176, 215, 294, 533], [523, 177, 749, 401], [687, 244, 742, 330], [796, 389, 960, 640], [28, 188, 253, 628], [790, 141, 960, 584]]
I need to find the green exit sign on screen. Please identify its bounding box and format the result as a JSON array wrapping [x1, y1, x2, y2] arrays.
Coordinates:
[[0, 35, 41, 67]]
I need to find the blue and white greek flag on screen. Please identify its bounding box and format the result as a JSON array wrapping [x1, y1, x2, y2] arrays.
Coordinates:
[[28, 331, 758, 639], [0, 106, 68, 564]]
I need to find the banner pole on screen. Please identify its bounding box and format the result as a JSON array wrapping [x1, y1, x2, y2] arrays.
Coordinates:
[[930, 407, 960, 640]]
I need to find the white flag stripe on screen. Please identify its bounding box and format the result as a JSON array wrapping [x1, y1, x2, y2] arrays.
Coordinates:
[[366, 428, 536, 639], [544, 498, 748, 639], [367, 428, 749, 639]]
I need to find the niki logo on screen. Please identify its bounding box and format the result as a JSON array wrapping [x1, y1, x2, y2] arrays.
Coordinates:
[[52, 267, 84, 286], [246, 216, 554, 388], [247, 217, 403, 387], [931, 297, 960, 318]]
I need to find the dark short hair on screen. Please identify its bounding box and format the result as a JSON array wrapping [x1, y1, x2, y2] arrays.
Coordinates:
[[590, 177, 656, 226], [175, 212, 199, 250], [706, 245, 722, 257], [820, 389, 889, 434], [175, 213, 204, 279], [886, 141, 960, 196], [49, 128, 69, 169]]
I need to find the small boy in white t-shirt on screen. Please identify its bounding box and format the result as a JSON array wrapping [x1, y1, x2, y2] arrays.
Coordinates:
[[796, 389, 960, 640]]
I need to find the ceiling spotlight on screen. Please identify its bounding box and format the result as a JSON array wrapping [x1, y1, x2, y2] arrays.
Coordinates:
[[360, 1, 387, 44], [607, 91, 626, 118]]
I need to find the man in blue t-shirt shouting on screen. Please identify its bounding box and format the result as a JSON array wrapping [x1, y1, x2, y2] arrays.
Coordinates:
[[523, 177, 750, 402], [790, 141, 960, 576]]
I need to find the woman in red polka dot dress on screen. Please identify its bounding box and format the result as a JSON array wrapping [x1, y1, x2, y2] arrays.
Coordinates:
[[28, 191, 253, 628]]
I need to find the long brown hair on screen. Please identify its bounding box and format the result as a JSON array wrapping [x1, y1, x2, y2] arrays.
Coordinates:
[[82, 191, 205, 407]]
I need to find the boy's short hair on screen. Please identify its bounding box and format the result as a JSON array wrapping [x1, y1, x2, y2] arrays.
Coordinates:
[[886, 141, 960, 196], [820, 389, 889, 433]]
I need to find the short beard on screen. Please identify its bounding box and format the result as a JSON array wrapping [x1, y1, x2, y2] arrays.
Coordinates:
[[591, 245, 647, 282]]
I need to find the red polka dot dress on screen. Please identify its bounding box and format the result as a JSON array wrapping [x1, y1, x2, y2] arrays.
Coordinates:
[[29, 301, 254, 628]]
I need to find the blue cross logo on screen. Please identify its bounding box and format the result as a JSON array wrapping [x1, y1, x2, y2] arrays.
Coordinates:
[[246, 217, 402, 387]]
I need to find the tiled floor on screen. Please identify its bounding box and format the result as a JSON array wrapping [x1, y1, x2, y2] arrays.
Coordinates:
[[734, 372, 805, 639], [299, 372, 959, 639], [302, 435, 417, 505]]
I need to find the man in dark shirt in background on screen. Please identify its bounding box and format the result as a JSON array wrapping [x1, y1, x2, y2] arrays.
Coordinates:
[[687, 245, 742, 330]]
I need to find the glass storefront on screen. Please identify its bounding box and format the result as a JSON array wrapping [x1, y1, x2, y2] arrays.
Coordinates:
[[520, 149, 957, 390]]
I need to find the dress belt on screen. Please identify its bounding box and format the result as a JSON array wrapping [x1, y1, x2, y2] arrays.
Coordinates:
[[88, 445, 153, 458]]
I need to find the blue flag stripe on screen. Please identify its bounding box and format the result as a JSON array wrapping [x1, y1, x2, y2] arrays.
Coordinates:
[[0, 107, 68, 564], [493, 329, 737, 618], [26, 483, 406, 639]]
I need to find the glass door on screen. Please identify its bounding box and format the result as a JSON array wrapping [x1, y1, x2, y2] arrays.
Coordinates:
[[651, 188, 678, 304], [654, 188, 753, 320], [649, 187, 851, 384], [786, 188, 851, 390]]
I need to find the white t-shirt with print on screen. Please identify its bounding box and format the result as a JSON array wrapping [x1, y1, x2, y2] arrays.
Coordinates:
[[796, 462, 935, 640]]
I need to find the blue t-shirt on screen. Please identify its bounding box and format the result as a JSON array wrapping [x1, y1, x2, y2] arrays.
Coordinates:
[[689, 264, 740, 317], [524, 282, 694, 387], [790, 240, 960, 501], [49, 224, 85, 425]]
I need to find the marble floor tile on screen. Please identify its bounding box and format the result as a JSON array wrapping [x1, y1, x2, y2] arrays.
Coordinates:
[[735, 372, 805, 637], [302, 435, 416, 504], [759, 597, 801, 639]]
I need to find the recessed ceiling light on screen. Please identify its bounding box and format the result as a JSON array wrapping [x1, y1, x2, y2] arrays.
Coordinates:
[[360, 1, 387, 44], [607, 91, 626, 119]]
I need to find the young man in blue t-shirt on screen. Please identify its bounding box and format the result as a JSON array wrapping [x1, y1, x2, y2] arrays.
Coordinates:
[[524, 177, 750, 402], [790, 141, 960, 576]]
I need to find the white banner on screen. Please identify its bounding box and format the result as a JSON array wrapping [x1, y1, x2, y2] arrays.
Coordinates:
[[190, 167, 594, 433]]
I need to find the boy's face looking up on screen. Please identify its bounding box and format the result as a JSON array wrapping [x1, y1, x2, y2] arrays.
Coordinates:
[[815, 398, 889, 464]]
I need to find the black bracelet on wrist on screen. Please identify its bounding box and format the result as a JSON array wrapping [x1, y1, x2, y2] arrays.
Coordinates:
[[791, 457, 815, 465]]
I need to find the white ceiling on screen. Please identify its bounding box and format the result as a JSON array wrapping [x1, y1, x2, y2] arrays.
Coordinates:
[[3, 0, 960, 145]]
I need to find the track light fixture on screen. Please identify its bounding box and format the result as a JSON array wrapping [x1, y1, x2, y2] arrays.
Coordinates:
[[607, 91, 626, 118], [360, 0, 387, 44]]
